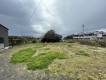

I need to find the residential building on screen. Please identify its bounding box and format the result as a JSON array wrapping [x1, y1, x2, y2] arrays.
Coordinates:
[[0, 24, 9, 49]]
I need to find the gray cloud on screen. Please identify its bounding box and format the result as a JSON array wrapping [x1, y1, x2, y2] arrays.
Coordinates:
[[0, 0, 106, 37], [56, 0, 106, 34]]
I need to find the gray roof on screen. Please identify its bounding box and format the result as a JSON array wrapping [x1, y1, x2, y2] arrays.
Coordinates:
[[0, 24, 8, 30]]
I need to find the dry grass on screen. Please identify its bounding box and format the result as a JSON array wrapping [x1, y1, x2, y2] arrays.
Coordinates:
[[10, 42, 106, 80]]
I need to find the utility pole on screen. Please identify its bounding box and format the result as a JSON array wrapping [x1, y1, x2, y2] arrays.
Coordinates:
[[82, 24, 85, 34], [82, 24, 85, 39]]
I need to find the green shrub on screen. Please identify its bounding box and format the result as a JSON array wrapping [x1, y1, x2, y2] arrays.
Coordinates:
[[32, 40, 36, 43], [10, 48, 35, 64], [27, 51, 67, 70], [99, 41, 106, 47]]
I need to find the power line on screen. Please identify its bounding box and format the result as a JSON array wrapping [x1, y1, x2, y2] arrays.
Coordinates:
[[17, 0, 59, 36], [30, 0, 42, 23]]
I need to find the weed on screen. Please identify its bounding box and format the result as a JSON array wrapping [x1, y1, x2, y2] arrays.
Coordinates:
[[27, 51, 67, 70], [75, 50, 90, 57], [35, 43, 45, 48], [44, 48, 50, 50], [67, 44, 72, 47], [10, 48, 35, 64]]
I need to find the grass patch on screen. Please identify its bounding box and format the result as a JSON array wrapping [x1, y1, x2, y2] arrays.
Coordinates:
[[44, 48, 50, 50], [35, 43, 45, 48], [75, 50, 90, 57], [67, 44, 72, 47], [10, 48, 35, 64], [10, 47, 66, 70], [27, 51, 67, 70]]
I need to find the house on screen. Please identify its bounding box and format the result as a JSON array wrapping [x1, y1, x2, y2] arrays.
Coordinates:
[[72, 31, 105, 40], [72, 32, 95, 40], [103, 33, 106, 40], [0, 24, 9, 49]]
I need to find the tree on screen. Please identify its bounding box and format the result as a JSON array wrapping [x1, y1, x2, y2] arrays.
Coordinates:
[[64, 35, 73, 40], [41, 30, 62, 42]]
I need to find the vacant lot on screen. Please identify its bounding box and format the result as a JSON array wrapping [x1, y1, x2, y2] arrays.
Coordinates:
[[0, 42, 106, 80]]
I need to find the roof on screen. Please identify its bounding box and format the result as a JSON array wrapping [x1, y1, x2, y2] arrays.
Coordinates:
[[0, 24, 8, 30], [96, 29, 106, 33]]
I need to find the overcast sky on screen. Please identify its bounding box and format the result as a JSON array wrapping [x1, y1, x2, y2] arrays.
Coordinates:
[[0, 0, 106, 37]]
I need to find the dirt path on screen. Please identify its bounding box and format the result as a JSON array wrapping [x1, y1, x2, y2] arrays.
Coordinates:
[[0, 50, 31, 80], [0, 49, 70, 80]]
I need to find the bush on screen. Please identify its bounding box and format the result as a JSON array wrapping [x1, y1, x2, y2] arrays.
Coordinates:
[[32, 40, 36, 43], [99, 41, 106, 47], [41, 30, 62, 42], [64, 35, 73, 40]]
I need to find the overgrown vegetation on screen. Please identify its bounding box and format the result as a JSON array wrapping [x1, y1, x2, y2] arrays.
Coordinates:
[[78, 40, 98, 46], [27, 51, 66, 70], [65, 39, 106, 47], [98, 40, 106, 47], [10, 48, 35, 63], [10, 42, 106, 80], [75, 50, 90, 57], [79, 40, 106, 47], [10, 47, 67, 70], [9, 36, 37, 46]]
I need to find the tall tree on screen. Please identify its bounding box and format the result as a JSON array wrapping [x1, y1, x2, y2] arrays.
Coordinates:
[[41, 30, 62, 42]]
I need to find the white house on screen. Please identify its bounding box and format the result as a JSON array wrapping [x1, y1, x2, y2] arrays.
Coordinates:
[[72, 30, 105, 40]]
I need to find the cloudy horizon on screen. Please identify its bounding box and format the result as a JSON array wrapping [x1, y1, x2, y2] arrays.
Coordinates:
[[0, 0, 106, 37]]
